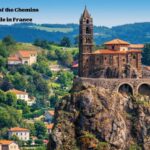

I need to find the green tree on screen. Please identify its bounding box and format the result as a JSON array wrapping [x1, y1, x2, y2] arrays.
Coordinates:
[[12, 73, 28, 90], [0, 90, 6, 104], [34, 39, 51, 49], [2, 35, 16, 46], [16, 100, 30, 114], [58, 71, 74, 87], [47, 50, 58, 60], [26, 123, 36, 136], [6, 92, 17, 106], [49, 95, 59, 108], [35, 139, 44, 145], [0, 77, 13, 91], [33, 73, 49, 93], [0, 56, 7, 69], [26, 139, 32, 146], [0, 128, 8, 139], [0, 106, 22, 128], [62, 52, 73, 67], [60, 37, 71, 47], [35, 121, 47, 139], [74, 35, 79, 46], [0, 43, 9, 57], [10, 134, 20, 141]]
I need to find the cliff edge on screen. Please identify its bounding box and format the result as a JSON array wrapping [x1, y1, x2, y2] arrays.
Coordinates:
[[48, 78, 150, 150]]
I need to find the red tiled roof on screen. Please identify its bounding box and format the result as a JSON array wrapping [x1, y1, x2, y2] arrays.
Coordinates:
[[43, 140, 49, 144], [8, 89, 28, 95], [46, 124, 54, 129], [72, 63, 78, 68], [0, 140, 14, 145], [72, 60, 79, 68], [48, 110, 54, 116], [144, 66, 150, 71], [129, 44, 144, 49], [8, 55, 21, 61], [9, 127, 29, 132], [104, 39, 130, 45], [18, 50, 37, 58], [93, 49, 142, 55]]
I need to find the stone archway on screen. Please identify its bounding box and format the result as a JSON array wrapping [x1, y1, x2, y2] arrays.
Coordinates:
[[118, 83, 133, 95], [138, 83, 150, 96]]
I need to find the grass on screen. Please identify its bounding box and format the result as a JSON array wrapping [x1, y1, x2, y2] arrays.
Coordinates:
[[30, 25, 73, 33], [16, 43, 44, 51], [49, 82, 61, 89], [49, 60, 58, 65], [129, 144, 142, 150], [50, 44, 78, 51]]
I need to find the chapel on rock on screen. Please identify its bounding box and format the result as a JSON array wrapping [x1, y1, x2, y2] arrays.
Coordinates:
[[79, 7, 144, 78]]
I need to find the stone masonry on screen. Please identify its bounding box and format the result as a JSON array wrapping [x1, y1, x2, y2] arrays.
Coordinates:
[[74, 77, 150, 95]]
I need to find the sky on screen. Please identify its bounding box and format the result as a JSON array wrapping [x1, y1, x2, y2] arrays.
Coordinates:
[[0, 0, 150, 27]]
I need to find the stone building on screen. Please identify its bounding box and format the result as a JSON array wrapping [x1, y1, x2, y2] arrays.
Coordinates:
[[46, 124, 54, 134], [7, 89, 35, 106], [8, 127, 30, 141], [0, 140, 20, 150], [8, 50, 37, 66], [79, 7, 143, 78]]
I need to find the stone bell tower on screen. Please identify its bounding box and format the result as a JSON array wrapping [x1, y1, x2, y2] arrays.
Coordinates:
[[79, 7, 94, 77]]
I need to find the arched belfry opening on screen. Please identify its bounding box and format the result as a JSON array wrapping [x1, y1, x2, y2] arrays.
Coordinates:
[[86, 27, 90, 34], [118, 83, 133, 95], [138, 84, 150, 96], [86, 19, 89, 24]]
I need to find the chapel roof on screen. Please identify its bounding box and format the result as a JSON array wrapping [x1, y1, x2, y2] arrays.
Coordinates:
[[104, 39, 130, 45], [93, 49, 142, 55]]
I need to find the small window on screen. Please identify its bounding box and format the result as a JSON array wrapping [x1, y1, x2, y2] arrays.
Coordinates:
[[123, 59, 125, 62], [86, 38, 91, 43], [86, 19, 89, 24], [132, 54, 136, 59], [105, 57, 107, 60], [86, 27, 90, 34]]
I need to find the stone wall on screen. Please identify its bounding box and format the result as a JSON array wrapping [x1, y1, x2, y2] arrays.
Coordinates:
[[74, 77, 150, 95]]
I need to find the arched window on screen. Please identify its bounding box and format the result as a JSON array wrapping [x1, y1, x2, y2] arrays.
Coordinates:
[[86, 38, 91, 43], [112, 45, 115, 50], [118, 84, 133, 95], [138, 84, 150, 96], [132, 54, 136, 59], [86, 19, 89, 24], [86, 27, 90, 34]]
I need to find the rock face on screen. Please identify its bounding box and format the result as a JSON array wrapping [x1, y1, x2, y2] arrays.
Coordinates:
[[90, 64, 140, 79], [48, 80, 150, 150]]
